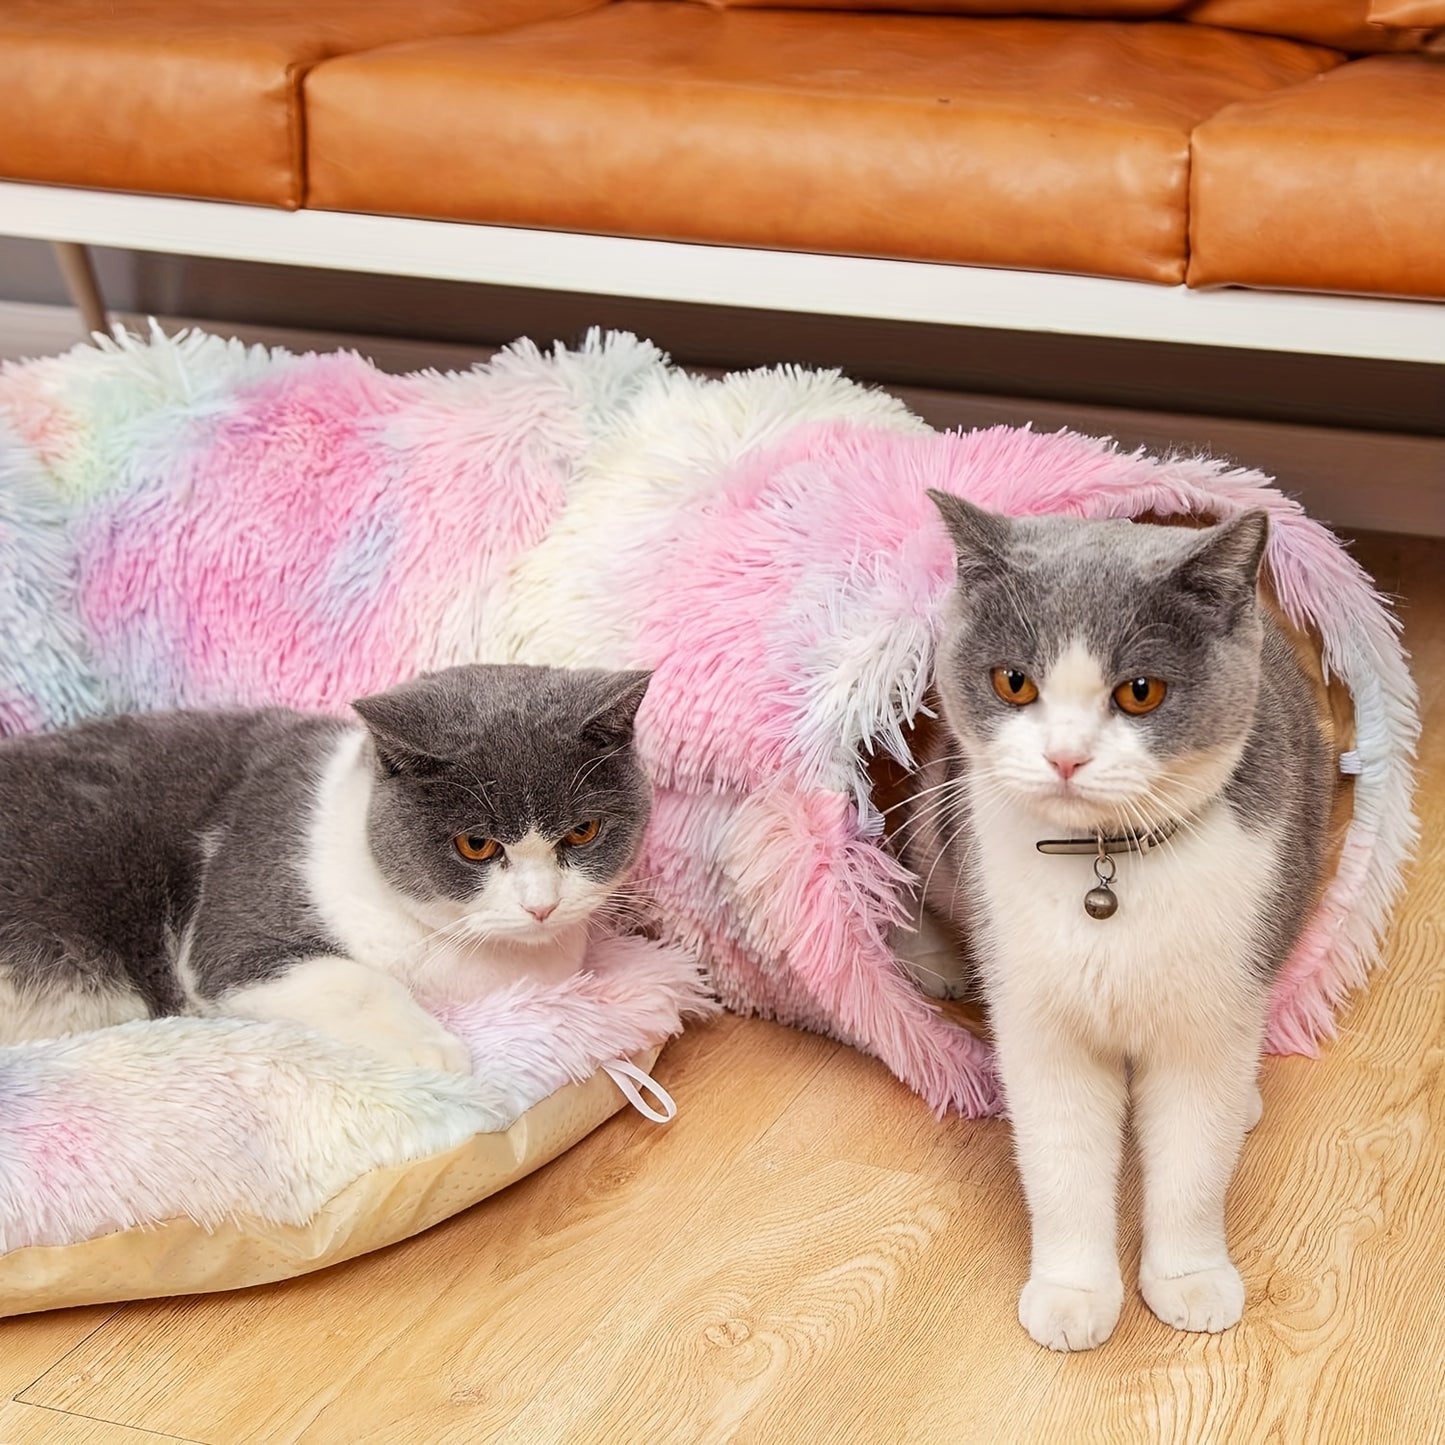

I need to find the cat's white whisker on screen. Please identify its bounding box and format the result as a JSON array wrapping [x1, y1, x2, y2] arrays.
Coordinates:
[[451, 767, 498, 816], [886, 789, 970, 854], [571, 746, 625, 794], [879, 778, 966, 817]]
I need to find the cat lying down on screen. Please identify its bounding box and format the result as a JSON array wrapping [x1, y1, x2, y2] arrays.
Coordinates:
[[0, 663, 652, 1072], [892, 498, 1333, 1351]]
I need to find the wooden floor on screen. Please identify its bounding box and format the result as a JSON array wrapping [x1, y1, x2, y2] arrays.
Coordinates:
[[3, 532, 1442, 1445]]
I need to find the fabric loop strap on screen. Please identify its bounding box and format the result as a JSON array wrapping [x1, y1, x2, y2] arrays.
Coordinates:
[[602, 1059, 677, 1124]]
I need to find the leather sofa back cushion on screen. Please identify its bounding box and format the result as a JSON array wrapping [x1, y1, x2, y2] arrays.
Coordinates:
[[1190, 55, 1445, 299], [304, 7, 1340, 286], [1178, 0, 1432, 48], [0, 0, 606, 207], [1367, 0, 1445, 23], [687, 0, 1441, 45], [690, 0, 1183, 13]]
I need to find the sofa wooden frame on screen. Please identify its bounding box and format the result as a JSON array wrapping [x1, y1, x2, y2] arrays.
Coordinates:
[[3, 181, 1443, 367]]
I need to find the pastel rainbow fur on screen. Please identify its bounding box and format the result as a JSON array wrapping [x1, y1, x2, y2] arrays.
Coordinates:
[[0, 327, 1418, 1120], [0, 937, 712, 1253]]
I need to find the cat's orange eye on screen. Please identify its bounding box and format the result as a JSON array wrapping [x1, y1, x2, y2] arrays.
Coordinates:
[[455, 833, 501, 862], [1113, 677, 1168, 716], [990, 667, 1039, 706], [564, 819, 601, 847]]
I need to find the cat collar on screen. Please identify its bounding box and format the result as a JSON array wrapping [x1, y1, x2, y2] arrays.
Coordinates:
[[1034, 820, 1181, 920]]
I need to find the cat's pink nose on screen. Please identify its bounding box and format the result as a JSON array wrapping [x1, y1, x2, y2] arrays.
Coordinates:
[[526, 902, 557, 922], [1048, 752, 1089, 781]]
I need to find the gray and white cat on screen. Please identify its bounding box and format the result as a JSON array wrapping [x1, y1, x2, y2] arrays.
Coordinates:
[[0, 663, 652, 1071], [892, 495, 1332, 1352]]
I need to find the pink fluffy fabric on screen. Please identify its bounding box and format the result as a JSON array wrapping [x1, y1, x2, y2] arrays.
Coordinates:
[[675, 421, 1416, 1092]]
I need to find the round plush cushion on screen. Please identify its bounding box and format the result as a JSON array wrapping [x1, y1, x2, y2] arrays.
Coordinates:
[[0, 1047, 658, 1319], [0, 938, 711, 1318]]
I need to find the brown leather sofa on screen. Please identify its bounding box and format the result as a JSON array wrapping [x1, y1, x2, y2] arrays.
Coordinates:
[[0, 0, 1442, 341]]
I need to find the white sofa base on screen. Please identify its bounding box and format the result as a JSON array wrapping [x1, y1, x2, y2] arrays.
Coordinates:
[[2, 181, 1443, 366]]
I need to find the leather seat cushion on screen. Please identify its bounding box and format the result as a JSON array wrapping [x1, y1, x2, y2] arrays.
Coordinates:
[[1190, 57, 1445, 299], [306, 7, 1339, 284], [1178, 0, 1432, 51], [0, 0, 605, 208]]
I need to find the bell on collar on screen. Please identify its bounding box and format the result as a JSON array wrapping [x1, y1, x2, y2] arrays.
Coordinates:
[[1086, 848, 1118, 920]]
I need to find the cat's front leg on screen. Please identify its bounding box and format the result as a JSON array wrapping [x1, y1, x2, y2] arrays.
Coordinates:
[[224, 955, 472, 1075], [994, 1006, 1129, 1351], [1133, 1023, 1264, 1334]]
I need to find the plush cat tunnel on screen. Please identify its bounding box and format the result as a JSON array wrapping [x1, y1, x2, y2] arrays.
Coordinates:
[[0, 330, 1417, 1310]]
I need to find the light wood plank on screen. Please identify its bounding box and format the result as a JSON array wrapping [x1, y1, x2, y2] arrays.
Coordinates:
[[0, 1399, 196, 1445], [491, 1157, 974, 1445], [490, 1100, 1064, 1445], [0, 1308, 115, 1399]]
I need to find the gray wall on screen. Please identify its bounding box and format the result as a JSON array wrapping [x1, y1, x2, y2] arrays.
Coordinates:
[[2, 237, 143, 307]]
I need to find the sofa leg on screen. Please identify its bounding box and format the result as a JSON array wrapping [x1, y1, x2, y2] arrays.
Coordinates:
[[52, 241, 110, 339]]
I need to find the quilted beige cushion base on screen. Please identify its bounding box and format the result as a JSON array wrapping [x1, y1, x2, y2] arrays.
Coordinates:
[[0, 1047, 657, 1319]]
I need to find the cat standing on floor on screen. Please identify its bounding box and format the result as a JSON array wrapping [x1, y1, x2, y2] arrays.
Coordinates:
[[0, 664, 652, 1070], [892, 495, 1332, 1351]]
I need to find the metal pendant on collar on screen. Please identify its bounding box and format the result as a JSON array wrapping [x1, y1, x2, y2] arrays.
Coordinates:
[[1035, 819, 1180, 921], [1084, 841, 1118, 920]]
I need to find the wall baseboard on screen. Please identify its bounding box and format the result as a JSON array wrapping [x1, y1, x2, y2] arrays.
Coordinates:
[[3, 300, 1439, 537], [0, 298, 90, 358]]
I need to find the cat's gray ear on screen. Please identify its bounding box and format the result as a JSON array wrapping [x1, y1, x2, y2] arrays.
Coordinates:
[[1175, 510, 1270, 624], [581, 671, 652, 747], [927, 490, 1012, 581], [352, 687, 447, 777]]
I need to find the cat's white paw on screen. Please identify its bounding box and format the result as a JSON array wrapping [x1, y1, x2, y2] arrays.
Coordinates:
[[365, 1019, 473, 1076], [1018, 1275, 1123, 1352], [1140, 1263, 1244, 1334]]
